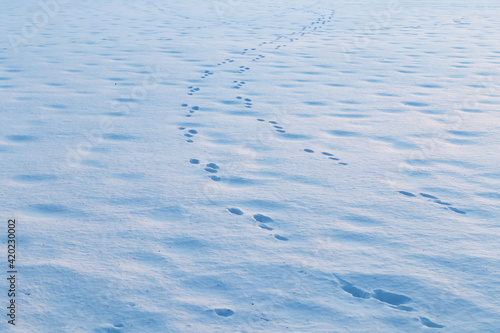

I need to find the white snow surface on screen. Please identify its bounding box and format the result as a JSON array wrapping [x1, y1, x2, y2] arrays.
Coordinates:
[[1, 0, 500, 332]]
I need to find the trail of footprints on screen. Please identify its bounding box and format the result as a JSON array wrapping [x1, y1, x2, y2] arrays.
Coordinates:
[[256, 118, 285, 133], [177, 9, 445, 326], [337, 278, 444, 329], [192, 10, 334, 87], [177, 9, 339, 151], [180, 9, 348, 234], [226, 207, 289, 241], [217, 58, 235, 66], [269, 11, 334, 49], [303, 148, 347, 165], [255, 118, 348, 165], [190, 157, 288, 236], [397, 191, 466, 215]]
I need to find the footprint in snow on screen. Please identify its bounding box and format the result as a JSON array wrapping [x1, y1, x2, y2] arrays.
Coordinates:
[[420, 192, 438, 199], [206, 163, 219, 170], [201, 70, 214, 78], [187, 85, 200, 95], [253, 214, 275, 231], [322, 151, 341, 161], [232, 80, 245, 89], [238, 65, 250, 73], [204, 163, 222, 179], [179, 127, 198, 142], [204, 166, 218, 174], [184, 129, 198, 137], [253, 214, 274, 223], [236, 96, 252, 108], [274, 234, 288, 241], [217, 58, 234, 66], [181, 104, 200, 118], [338, 279, 371, 299], [372, 289, 412, 307], [448, 207, 466, 214], [228, 208, 244, 215], [214, 308, 234, 317]]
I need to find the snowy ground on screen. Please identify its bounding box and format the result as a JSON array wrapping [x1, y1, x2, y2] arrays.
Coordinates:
[[1, 0, 500, 332]]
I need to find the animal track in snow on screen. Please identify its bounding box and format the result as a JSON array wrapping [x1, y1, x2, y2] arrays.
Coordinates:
[[204, 163, 219, 174], [372, 289, 412, 307], [397, 191, 467, 215], [226, 210, 284, 234], [228, 208, 244, 215], [187, 85, 200, 95], [302, 148, 348, 165], [214, 308, 234, 317], [181, 104, 200, 118], [339, 279, 371, 299], [188, 159, 223, 181], [235, 96, 253, 108], [176, 8, 338, 247], [255, 118, 287, 134], [252, 214, 275, 231], [178, 126, 198, 143], [232, 80, 246, 89], [226, 211, 276, 227], [204, 163, 221, 180], [201, 70, 214, 79], [217, 58, 235, 66], [237, 65, 250, 73], [253, 214, 274, 223], [418, 316, 445, 328], [273, 234, 288, 241], [337, 278, 443, 328], [251, 54, 266, 62], [241, 48, 256, 55]]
